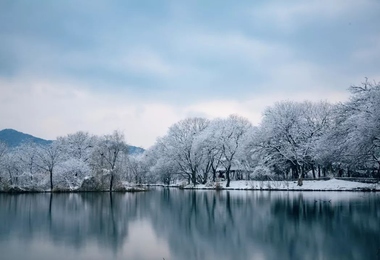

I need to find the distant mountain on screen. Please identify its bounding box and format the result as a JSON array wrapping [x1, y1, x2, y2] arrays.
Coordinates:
[[0, 129, 144, 154], [128, 146, 145, 155], [0, 129, 52, 147]]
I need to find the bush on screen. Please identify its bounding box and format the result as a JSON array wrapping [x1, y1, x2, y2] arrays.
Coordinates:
[[250, 166, 276, 181]]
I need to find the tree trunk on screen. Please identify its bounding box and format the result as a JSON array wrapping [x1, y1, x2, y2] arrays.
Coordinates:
[[8, 170, 12, 185], [301, 165, 306, 179], [191, 171, 196, 186], [297, 165, 303, 186], [202, 171, 208, 184], [293, 165, 298, 180], [338, 168, 343, 177], [297, 176, 303, 186], [226, 165, 231, 187], [318, 165, 321, 178], [311, 164, 316, 179]]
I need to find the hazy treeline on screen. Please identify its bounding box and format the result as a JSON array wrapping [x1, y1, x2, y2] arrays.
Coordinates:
[[0, 80, 379, 191]]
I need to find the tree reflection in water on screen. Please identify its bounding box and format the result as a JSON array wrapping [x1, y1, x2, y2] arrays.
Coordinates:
[[0, 190, 379, 260]]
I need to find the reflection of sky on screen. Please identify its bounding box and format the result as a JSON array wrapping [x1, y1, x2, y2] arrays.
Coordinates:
[[1, 1, 380, 148], [1, 220, 171, 260], [121, 220, 171, 260], [0, 191, 379, 260]]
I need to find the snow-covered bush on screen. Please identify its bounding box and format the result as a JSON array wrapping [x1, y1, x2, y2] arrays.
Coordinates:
[[55, 158, 91, 191], [15, 171, 49, 191], [250, 166, 275, 180]]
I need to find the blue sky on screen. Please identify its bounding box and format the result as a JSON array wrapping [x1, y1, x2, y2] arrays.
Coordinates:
[[1, 0, 379, 148]]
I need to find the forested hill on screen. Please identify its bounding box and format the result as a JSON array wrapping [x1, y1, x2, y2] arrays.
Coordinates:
[[0, 129, 144, 154], [0, 129, 52, 147]]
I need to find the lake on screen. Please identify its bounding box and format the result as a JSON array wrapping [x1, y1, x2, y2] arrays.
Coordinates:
[[0, 190, 379, 260]]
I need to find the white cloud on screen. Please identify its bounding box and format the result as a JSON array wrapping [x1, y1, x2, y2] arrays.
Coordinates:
[[184, 88, 348, 128], [0, 76, 184, 148], [1, 1, 377, 150], [0, 33, 353, 150]]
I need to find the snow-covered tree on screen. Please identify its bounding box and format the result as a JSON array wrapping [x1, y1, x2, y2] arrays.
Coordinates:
[[33, 142, 65, 191], [158, 117, 210, 185], [54, 158, 91, 190], [125, 154, 150, 184], [0, 141, 6, 161], [345, 80, 380, 176], [52, 132, 97, 189], [193, 129, 223, 183], [248, 101, 334, 182], [0, 142, 9, 186], [322, 79, 380, 177], [212, 115, 252, 187], [0, 150, 23, 187], [143, 139, 180, 185], [12, 143, 47, 190], [57, 131, 96, 163], [93, 131, 128, 191], [300, 101, 335, 178]]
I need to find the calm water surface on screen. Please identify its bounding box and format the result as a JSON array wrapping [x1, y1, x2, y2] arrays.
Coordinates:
[[0, 190, 379, 260]]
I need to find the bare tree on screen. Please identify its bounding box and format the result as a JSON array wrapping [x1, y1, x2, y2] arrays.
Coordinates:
[[159, 117, 209, 185], [247, 101, 334, 184], [0, 141, 8, 184], [57, 131, 96, 163], [34, 142, 64, 191], [96, 131, 128, 191], [214, 115, 252, 187], [323, 79, 380, 177]]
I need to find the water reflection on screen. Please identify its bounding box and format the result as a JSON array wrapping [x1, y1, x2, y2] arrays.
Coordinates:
[[0, 191, 379, 260]]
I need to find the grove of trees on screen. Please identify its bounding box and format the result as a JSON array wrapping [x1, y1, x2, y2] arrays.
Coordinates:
[[146, 79, 380, 186], [0, 80, 379, 191], [0, 130, 139, 192]]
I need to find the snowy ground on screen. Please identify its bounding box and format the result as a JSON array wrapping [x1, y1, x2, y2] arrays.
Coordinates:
[[179, 179, 380, 191]]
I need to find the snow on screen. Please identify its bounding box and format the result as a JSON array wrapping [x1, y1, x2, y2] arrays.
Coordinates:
[[182, 178, 380, 191]]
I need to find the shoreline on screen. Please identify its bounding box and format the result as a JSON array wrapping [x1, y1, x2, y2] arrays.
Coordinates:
[[153, 178, 380, 192], [1, 179, 379, 193]]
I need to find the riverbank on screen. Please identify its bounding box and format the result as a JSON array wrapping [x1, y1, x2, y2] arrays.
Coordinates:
[[0, 183, 149, 193], [177, 178, 380, 191], [3, 178, 379, 193]]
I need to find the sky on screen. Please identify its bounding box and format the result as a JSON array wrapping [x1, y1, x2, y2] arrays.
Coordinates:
[[1, 0, 380, 148]]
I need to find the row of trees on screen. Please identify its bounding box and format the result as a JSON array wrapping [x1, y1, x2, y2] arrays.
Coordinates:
[[0, 131, 147, 192], [145, 115, 252, 187], [144, 80, 380, 186], [0, 80, 379, 191]]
